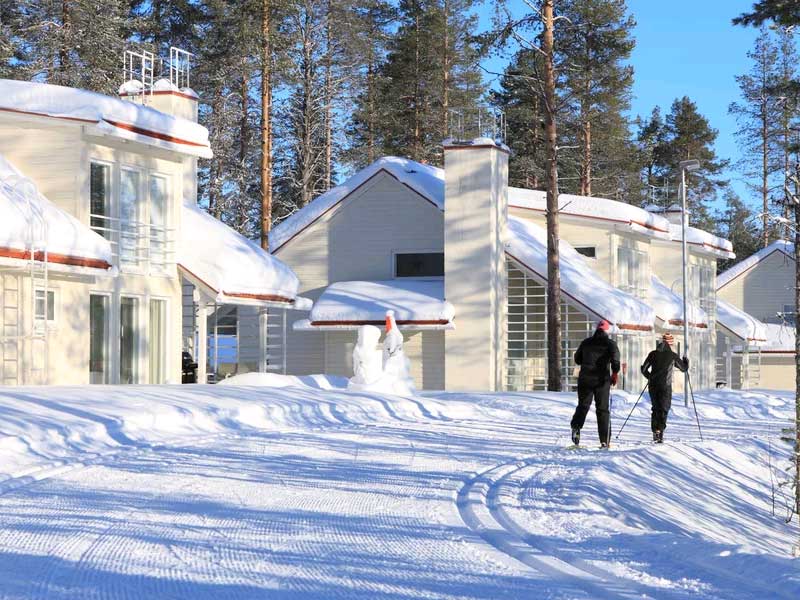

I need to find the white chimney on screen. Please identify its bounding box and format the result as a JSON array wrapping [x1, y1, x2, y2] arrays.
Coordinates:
[[443, 137, 509, 392]]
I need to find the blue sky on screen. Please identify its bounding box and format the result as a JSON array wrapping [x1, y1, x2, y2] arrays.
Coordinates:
[[476, 0, 764, 211]]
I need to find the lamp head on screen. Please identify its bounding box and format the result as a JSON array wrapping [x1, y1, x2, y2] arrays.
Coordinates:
[[679, 159, 701, 172]]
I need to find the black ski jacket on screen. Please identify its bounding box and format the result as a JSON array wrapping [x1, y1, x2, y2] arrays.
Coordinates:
[[574, 329, 621, 384], [641, 344, 688, 389]]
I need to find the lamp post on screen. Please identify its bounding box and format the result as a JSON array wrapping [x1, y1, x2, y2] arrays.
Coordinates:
[[679, 159, 700, 407]]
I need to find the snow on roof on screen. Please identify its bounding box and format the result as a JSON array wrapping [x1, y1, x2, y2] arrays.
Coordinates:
[[0, 154, 113, 274], [716, 299, 767, 344], [269, 157, 444, 253], [717, 239, 794, 290], [508, 188, 672, 239], [667, 223, 735, 259], [179, 203, 300, 306], [506, 216, 654, 332], [296, 279, 455, 331], [649, 275, 708, 329], [0, 79, 211, 158], [759, 323, 795, 353]]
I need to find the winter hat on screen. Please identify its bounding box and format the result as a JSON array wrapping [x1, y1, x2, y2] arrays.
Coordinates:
[[662, 333, 675, 346], [597, 319, 611, 332]]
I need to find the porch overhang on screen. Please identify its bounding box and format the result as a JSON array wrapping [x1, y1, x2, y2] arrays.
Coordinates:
[[295, 279, 455, 332], [650, 275, 709, 330], [716, 299, 767, 346], [178, 203, 303, 309]]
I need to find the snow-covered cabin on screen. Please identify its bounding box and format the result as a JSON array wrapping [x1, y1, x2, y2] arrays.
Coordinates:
[[270, 140, 666, 392], [715, 240, 796, 390], [0, 76, 302, 385]]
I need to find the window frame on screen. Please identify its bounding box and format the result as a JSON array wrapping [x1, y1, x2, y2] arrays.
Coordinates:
[[392, 250, 445, 279], [34, 288, 57, 326]]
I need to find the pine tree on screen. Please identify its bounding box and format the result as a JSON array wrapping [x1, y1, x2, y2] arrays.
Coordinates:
[[715, 190, 761, 272], [492, 48, 547, 189], [345, 0, 396, 168], [729, 28, 783, 248], [19, 0, 130, 94], [0, 3, 29, 79], [556, 0, 635, 197], [653, 97, 729, 229]]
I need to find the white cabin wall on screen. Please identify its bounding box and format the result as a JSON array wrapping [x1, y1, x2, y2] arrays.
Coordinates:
[[718, 251, 795, 324]]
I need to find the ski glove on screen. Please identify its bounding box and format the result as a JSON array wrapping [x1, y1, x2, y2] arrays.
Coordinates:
[[683, 356, 689, 368], [610, 372, 618, 386]]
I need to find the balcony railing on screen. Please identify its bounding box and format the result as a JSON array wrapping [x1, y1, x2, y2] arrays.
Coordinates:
[[90, 213, 176, 272]]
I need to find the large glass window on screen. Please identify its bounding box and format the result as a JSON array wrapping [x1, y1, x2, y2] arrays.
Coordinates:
[[89, 295, 109, 384], [90, 163, 111, 240], [120, 296, 139, 384], [149, 299, 167, 384], [617, 245, 647, 299], [150, 175, 168, 272], [120, 169, 141, 267], [34, 289, 55, 323], [395, 253, 444, 278]]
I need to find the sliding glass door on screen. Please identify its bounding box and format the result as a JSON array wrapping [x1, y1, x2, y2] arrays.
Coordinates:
[[89, 295, 109, 384], [120, 297, 139, 384], [149, 299, 167, 384]]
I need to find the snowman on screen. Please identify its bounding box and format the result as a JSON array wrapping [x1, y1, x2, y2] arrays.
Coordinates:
[[382, 310, 415, 396], [347, 324, 384, 391]]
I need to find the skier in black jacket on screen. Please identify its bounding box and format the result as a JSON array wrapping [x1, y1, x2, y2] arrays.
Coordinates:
[[570, 320, 621, 448], [640, 333, 689, 443]]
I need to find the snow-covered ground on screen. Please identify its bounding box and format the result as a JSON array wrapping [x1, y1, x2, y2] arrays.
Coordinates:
[[0, 379, 796, 599]]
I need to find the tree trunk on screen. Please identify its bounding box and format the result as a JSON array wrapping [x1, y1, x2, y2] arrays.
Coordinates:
[[59, 0, 70, 79], [260, 0, 272, 249], [442, 0, 450, 139], [794, 171, 800, 541], [543, 0, 562, 392], [581, 119, 592, 196], [324, 0, 333, 189], [367, 59, 375, 163], [413, 11, 422, 161], [762, 87, 769, 248]]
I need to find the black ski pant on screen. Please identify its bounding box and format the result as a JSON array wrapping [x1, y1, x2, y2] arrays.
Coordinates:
[[650, 384, 672, 432], [571, 378, 611, 444]]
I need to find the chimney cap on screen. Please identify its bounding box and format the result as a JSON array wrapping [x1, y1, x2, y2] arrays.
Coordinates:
[[443, 136, 510, 154]]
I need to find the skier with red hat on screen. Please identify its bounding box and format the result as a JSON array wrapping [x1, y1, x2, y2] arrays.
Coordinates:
[[640, 333, 689, 443], [570, 319, 621, 448]]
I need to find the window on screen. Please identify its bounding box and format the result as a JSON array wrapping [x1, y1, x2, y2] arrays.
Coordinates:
[[90, 163, 111, 239], [149, 299, 167, 384], [395, 252, 444, 278], [90, 295, 110, 384], [120, 169, 142, 267], [783, 304, 796, 325], [575, 246, 596, 259], [34, 289, 55, 323], [617, 246, 646, 298], [149, 175, 169, 271], [120, 296, 140, 384]]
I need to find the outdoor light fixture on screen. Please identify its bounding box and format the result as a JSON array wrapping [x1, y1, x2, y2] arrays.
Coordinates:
[[679, 159, 701, 406]]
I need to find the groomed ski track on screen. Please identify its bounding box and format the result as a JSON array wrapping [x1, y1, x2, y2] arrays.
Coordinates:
[[0, 385, 795, 599]]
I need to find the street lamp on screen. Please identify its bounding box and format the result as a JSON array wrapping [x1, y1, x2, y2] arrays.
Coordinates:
[[679, 159, 700, 407]]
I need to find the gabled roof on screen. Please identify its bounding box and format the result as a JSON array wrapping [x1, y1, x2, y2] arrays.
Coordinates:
[[666, 223, 735, 259], [0, 79, 212, 158], [0, 154, 113, 275], [269, 157, 444, 253], [717, 239, 794, 290], [179, 203, 302, 307], [716, 299, 767, 345], [506, 216, 654, 332]]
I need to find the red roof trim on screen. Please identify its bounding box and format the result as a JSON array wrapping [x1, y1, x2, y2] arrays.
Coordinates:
[[271, 168, 441, 254], [178, 264, 295, 305], [506, 251, 653, 332], [509, 204, 669, 234], [119, 90, 198, 101], [102, 119, 207, 148], [667, 318, 709, 329], [310, 319, 450, 327], [0, 246, 111, 270], [0, 106, 96, 124]]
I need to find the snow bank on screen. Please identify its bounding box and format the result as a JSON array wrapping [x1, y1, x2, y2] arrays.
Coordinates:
[[508, 187, 672, 238], [269, 157, 444, 252], [649, 275, 708, 329], [0, 79, 211, 158], [298, 279, 455, 329], [759, 323, 795, 353], [716, 299, 767, 344], [179, 203, 300, 305], [217, 372, 348, 389], [0, 153, 113, 274], [717, 239, 794, 289], [506, 216, 655, 331]]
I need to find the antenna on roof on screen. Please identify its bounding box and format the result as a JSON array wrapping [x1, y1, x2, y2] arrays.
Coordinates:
[[447, 107, 507, 144], [122, 49, 155, 103], [169, 47, 193, 90]]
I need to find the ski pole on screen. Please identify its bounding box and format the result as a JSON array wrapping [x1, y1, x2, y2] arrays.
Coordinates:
[[616, 381, 649, 439], [686, 372, 703, 441]]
